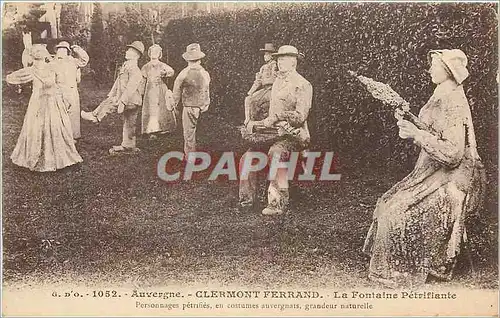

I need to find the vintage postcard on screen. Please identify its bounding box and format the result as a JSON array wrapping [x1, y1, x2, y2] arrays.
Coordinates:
[[1, 1, 498, 317]]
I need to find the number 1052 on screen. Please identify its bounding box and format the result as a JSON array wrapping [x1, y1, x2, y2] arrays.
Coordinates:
[[92, 290, 119, 297]]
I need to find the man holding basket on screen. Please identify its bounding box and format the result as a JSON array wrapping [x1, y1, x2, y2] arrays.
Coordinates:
[[241, 45, 313, 216]]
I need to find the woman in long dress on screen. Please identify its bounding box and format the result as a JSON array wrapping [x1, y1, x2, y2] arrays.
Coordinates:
[[140, 44, 176, 139], [6, 44, 83, 172], [362, 49, 485, 288]]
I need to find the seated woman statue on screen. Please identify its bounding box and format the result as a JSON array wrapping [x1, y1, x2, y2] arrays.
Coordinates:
[[362, 49, 486, 288]]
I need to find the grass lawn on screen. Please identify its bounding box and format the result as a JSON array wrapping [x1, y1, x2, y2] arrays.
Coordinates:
[[2, 79, 498, 290]]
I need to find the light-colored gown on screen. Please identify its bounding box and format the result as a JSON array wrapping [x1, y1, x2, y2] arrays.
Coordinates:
[[140, 60, 176, 134], [51, 46, 89, 139], [6, 65, 83, 172], [362, 84, 485, 287]]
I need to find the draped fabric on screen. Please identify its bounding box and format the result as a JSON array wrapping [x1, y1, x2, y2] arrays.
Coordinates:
[[362, 84, 485, 287], [7, 66, 83, 172], [140, 60, 176, 134]]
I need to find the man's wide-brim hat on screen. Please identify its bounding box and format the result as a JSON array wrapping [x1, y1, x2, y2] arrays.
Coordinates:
[[55, 41, 71, 51], [127, 41, 145, 55], [428, 49, 469, 85], [272, 45, 304, 59], [182, 43, 205, 61], [260, 43, 276, 52]]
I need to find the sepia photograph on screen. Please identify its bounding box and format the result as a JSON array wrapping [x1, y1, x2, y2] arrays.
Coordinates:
[[1, 1, 498, 316]]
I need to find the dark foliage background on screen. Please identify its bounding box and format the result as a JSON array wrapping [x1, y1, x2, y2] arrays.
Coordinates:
[[59, 3, 85, 44], [3, 3, 90, 73], [88, 3, 108, 85], [2, 4, 46, 70], [2, 27, 24, 71], [161, 2, 497, 170]]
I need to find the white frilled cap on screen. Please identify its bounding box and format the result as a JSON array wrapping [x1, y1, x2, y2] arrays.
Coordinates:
[[428, 49, 469, 84], [148, 44, 163, 59]]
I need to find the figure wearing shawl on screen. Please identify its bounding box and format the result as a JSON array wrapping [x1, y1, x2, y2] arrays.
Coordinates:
[[6, 44, 83, 171], [51, 41, 89, 140], [140, 44, 176, 138], [362, 49, 486, 287]]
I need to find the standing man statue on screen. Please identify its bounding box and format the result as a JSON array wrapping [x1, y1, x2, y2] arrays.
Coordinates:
[[241, 45, 312, 216], [52, 41, 89, 141], [172, 43, 211, 159], [81, 41, 145, 155], [244, 43, 278, 124]]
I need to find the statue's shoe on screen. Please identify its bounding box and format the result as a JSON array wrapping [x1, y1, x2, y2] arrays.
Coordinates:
[[261, 206, 284, 216], [81, 111, 98, 123], [109, 145, 141, 156]]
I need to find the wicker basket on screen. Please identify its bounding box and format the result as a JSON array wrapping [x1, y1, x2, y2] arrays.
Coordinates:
[[239, 125, 280, 147]]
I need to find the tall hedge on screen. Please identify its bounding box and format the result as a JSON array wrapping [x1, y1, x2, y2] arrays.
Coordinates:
[[162, 2, 498, 168], [101, 3, 185, 82], [2, 4, 46, 72], [89, 3, 108, 84], [60, 3, 81, 39], [103, 4, 158, 80]]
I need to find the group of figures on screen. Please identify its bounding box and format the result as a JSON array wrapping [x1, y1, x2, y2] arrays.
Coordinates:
[[80, 41, 211, 156], [6, 40, 211, 168], [80, 41, 184, 155], [5, 36, 485, 288]]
